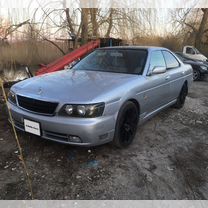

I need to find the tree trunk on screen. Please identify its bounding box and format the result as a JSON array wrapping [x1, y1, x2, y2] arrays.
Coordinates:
[[81, 8, 89, 45], [65, 8, 75, 35], [90, 8, 98, 38], [195, 8, 208, 49], [105, 9, 114, 38]]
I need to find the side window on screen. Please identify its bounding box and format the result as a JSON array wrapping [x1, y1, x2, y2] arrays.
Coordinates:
[[186, 47, 195, 54], [162, 51, 180, 69], [150, 51, 166, 71]]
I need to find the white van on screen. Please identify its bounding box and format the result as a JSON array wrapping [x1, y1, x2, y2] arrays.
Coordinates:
[[183, 46, 207, 62]]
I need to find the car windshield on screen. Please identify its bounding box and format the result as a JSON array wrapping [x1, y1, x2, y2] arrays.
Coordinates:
[[72, 49, 147, 75], [195, 48, 200, 54]]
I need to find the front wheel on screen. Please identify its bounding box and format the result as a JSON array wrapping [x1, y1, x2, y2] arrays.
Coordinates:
[[173, 83, 188, 109], [113, 102, 139, 148]]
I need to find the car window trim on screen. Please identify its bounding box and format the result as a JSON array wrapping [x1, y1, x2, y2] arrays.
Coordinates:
[[162, 50, 181, 70]]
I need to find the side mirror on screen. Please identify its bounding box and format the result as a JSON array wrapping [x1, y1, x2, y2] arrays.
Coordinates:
[[150, 66, 166, 75]]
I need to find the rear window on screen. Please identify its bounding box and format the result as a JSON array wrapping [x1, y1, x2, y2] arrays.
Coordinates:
[[73, 49, 148, 75]]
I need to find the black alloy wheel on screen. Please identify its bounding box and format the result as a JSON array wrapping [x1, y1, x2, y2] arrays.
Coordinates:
[[113, 102, 139, 148], [174, 83, 188, 109], [193, 69, 201, 81]]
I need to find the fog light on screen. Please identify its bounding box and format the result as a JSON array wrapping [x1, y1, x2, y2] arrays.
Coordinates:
[[99, 133, 108, 140], [68, 135, 81, 143]]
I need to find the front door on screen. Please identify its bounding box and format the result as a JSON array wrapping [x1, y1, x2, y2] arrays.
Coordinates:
[[142, 50, 171, 114]]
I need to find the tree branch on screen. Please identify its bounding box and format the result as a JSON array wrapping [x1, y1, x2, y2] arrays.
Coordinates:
[[4, 19, 30, 38]]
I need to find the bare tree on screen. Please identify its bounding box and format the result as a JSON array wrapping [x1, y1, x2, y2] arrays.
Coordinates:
[[81, 8, 89, 44], [0, 19, 30, 40], [195, 8, 208, 49], [172, 8, 208, 49], [90, 8, 99, 38], [105, 9, 114, 38], [65, 8, 75, 36]]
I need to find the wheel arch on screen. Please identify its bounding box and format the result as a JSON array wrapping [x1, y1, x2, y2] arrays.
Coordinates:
[[184, 80, 188, 86], [182, 80, 188, 96], [191, 64, 201, 71], [127, 99, 140, 116]]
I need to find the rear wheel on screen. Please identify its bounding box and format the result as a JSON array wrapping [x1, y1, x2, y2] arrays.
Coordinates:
[[193, 69, 201, 81], [174, 83, 188, 109], [113, 102, 139, 148]]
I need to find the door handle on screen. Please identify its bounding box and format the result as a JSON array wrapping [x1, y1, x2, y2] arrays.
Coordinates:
[[182, 71, 185, 75], [165, 76, 170, 80]]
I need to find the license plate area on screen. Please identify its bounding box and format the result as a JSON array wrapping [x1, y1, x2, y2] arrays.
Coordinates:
[[24, 119, 41, 136]]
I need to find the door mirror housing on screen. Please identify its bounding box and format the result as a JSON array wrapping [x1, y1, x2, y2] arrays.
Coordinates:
[[150, 66, 166, 75]]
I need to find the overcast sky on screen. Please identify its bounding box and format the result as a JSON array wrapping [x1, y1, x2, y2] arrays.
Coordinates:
[[0, 0, 206, 37], [0, 0, 207, 9]]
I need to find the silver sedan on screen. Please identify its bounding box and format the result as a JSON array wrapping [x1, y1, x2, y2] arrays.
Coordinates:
[[8, 46, 193, 148]]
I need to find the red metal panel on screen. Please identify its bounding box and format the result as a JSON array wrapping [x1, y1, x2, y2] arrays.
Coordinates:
[[36, 39, 100, 76]]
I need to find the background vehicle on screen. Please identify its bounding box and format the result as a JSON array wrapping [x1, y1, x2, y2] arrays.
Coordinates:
[[175, 52, 208, 81], [182, 45, 207, 62], [8, 47, 193, 148]]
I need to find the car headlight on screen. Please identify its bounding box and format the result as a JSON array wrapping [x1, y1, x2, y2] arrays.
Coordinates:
[[65, 105, 73, 115], [200, 66, 208, 70], [60, 103, 105, 118], [8, 91, 17, 105]]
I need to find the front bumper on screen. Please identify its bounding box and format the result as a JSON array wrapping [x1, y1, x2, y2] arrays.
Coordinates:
[[8, 102, 116, 147]]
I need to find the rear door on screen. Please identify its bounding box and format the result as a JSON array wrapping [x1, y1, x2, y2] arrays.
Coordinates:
[[162, 50, 185, 100]]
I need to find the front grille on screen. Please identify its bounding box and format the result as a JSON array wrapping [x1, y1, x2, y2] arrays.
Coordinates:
[[17, 95, 58, 115]]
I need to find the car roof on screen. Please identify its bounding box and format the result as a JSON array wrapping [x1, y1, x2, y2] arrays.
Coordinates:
[[98, 46, 168, 51]]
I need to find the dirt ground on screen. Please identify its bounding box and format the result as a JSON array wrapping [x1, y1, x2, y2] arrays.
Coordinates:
[[0, 79, 208, 200]]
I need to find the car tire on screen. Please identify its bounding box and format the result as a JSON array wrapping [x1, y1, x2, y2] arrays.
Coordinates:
[[113, 101, 139, 148], [193, 69, 201, 81], [174, 83, 188, 109]]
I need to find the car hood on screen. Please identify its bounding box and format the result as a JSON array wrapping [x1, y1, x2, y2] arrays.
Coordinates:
[[12, 69, 139, 103], [191, 54, 207, 62]]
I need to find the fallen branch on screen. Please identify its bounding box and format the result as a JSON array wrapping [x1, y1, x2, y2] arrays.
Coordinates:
[[0, 79, 34, 199]]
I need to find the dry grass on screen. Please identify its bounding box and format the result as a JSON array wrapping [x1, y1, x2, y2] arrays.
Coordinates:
[[134, 35, 208, 57], [0, 40, 69, 70], [133, 35, 182, 51]]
